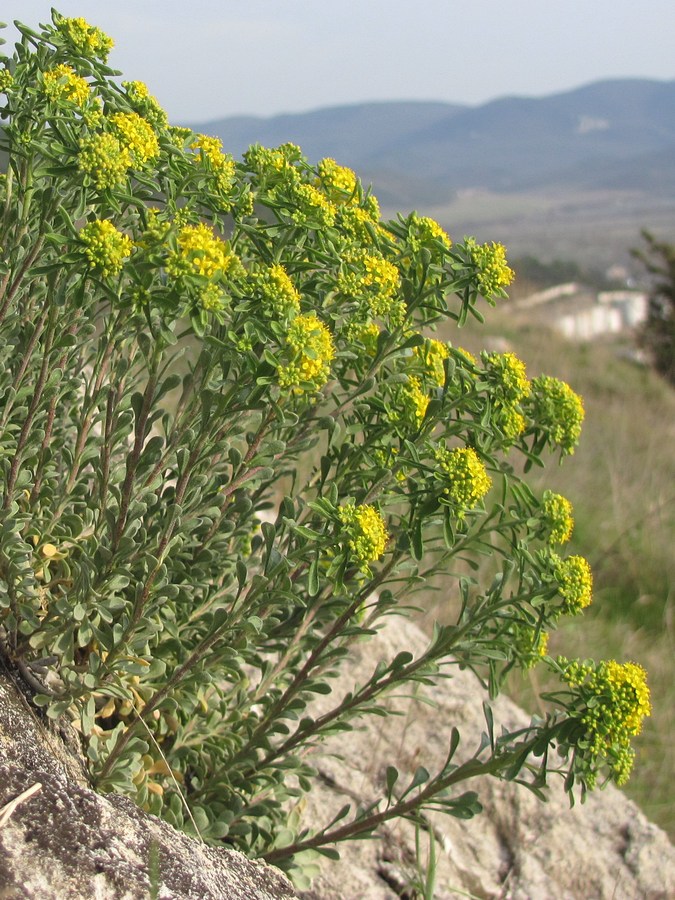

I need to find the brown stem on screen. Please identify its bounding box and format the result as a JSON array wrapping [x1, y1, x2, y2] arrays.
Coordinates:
[[2, 306, 57, 509], [0, 235, 46, 327], [261, 736, 542, 865], [109, 365, 159, 556]]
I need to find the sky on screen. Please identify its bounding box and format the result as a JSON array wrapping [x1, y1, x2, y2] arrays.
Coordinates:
[[3, 1, 675, 124]]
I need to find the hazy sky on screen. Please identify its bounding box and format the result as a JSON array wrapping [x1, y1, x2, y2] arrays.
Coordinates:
[[4, 1, 675, 123]]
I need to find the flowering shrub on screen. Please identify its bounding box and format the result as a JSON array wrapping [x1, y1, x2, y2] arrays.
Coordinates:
[[0, 11, 651, 882]]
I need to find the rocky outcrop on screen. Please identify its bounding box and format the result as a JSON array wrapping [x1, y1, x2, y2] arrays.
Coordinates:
[[299, 620, 675, 900], [0, 668, 297, 899]]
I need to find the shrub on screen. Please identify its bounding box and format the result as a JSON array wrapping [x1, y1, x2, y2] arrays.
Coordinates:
[[0, 11, 651, 881]]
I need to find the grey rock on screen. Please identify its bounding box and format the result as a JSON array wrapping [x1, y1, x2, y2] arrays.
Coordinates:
[[0, 668, 297, 900]]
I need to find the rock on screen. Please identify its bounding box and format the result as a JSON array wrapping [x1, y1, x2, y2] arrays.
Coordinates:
[[298, 618, 675, 900], [0, 668, 297, 900]]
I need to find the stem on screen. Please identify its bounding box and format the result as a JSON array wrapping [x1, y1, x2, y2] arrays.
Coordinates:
[[2, 303, 58, 509], [109, 356, 161, 556], [226, 556, 398, 771], [261, 731, 549, 865], [0, 234, 46, 328]]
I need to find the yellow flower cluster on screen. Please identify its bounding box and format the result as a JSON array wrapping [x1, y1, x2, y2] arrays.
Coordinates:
[[244, 143, 302, 182], [434, 445, 492, 515], [339, 250, 402, 321], [512, 625, 549, 669], [336, 204, 381, 245], [43, 65, 90, 107], [414, 338, 449, 387], [252, 264, 301, 317], [199, 283, 226, 313], [542, 490, 574, 544], [338, 502, 389, 569], [316, 157, 358, 202], [559, 657, 651, 785], [481, 352, 530, 442], [554, 553, 593, 612], [466, 238, 514, 297], [483, 352, 530, 404], [168, 223, 235, 280], [409, 214, 452, 251], [190, 134, 237, 198], [110, 112, 160, 166], [388, 376, 429, 431], [78, 133, 131, 188], [57, 16, 114, 61], [529, 376, 585, 455], [79, 219, 132, 277], [290, 182, 336, 227], [346, 320, 380, 357], [278, 313, 335, 391], [0, 70, 14, 92], [78, 111, 159, 189], [492, 404, 526, 441], [123, 81, 168, 129]]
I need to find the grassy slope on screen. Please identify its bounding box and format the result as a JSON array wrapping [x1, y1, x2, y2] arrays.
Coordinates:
[[435, 309, 675, 836]]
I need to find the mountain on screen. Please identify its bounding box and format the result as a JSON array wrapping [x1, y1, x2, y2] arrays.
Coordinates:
[[190, 79, 675, 199]]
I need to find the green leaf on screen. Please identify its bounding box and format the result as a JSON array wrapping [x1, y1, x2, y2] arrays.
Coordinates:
[[308, 556, 320, 597]]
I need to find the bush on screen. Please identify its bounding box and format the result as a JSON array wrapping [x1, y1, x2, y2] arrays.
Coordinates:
[[0, 11, 651, 881], [632, 229, 675, 386]]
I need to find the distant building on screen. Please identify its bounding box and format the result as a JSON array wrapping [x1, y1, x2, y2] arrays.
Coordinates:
[[514, 284, 648, 341]]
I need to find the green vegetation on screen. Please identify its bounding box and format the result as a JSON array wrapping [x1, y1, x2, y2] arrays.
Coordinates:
[[435, 313, 674, 835], [632, 230, 675, 386], [0, 10, 661, 886]]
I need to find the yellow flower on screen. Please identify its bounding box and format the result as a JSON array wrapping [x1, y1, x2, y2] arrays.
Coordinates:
[[190, 134, 237, 198], [346, 320, 380, 357], [338, 502, 388, 569], [57, 16, 114, 61], [387, 375, 429, 431], [0, 70, 14, 93], [414, 338, 449, 387], [339, 249, 402, 322], [79, 219, 132, 277], [409, 214, 451, 251], [110, 112, 159, 166], [542, 491, 574, 544], [316, 157, 358, 202], [483, 351, 530, 404], [434, 445, 492, 515], [559, 656, 651, 785], [278, 313, 335, 391], [492, 403, 526, 442], [43, 65, 90, 107], [291, 182, 336, 227], [78, 133, 131, 189], [252, 264, 301, 317], [466, 238, 514, 297], [454, 346, 478, 368], [244, 143, 302, 181], [512, 625, 549, 669], [123, 81, 168, 129], [529, 376, 585, 455], [554, 553, 592, 612], [168, 223, 235, 281]]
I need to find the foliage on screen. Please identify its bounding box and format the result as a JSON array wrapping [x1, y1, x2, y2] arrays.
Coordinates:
[[632, 229, 675, 386], [0, 11, 652, 878]]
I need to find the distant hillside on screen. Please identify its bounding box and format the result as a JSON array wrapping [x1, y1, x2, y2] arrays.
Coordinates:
[[191, 79, 675, 201], [190, 79, 675, 268]]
